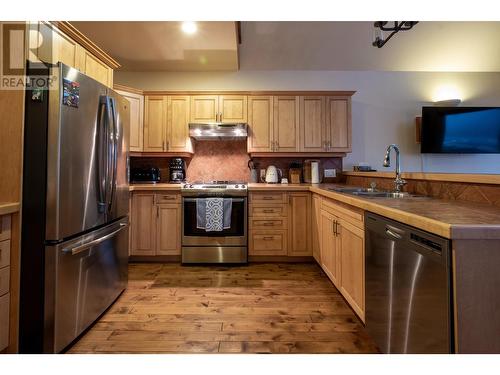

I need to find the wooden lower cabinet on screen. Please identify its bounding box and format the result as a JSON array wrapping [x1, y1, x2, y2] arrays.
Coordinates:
[[311, 194, 322, 263], [156, 203, 181, 255], [0, 214, 12, 352], [338, 219, 365, 320], [249, 230, 287, 256], [288, 193, 311, 256], [130, 193, 156, 255], [317, 197, 365, 322], [130, 193, 181, 256], [320, 209, 340, 287]]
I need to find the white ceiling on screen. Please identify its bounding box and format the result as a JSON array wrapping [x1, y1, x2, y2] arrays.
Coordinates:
[[239, 22, 500, 72], [71, 21, 500, 72], [71, 21, 239, 71]]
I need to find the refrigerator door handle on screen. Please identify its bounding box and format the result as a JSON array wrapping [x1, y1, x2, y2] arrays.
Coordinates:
[[62, 223, 128, 256], [96, 96, 109, 214], [108, 97, 118, 212]]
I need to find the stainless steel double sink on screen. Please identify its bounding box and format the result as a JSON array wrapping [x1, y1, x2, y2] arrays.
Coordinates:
[[328, 187, 427, 199]]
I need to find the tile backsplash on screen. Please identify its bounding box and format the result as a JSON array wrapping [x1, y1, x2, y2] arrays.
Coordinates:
[[131, 140, 343, 183]]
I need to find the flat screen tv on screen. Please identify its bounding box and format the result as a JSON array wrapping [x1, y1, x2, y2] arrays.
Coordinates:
[[421, 107, 500, 154]]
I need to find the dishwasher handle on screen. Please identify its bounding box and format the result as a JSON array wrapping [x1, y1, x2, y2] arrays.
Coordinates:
[[385, 224, 404, 240]]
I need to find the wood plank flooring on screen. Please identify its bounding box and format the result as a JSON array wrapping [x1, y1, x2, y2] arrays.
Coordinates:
[[68, 262, 379, 354]]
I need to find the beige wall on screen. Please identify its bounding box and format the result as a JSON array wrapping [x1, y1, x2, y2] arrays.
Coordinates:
[[115, 70, 500, 174]]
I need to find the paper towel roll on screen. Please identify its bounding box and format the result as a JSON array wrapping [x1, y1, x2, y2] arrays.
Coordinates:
[[311, 162, 319, 183]]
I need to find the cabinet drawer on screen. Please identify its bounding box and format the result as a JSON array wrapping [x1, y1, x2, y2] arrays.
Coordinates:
[[0, 241, 10, 269], [155, 193, 180, 204], [0, 215, 11, 242], [0, 266, 9, 296], [250, 218, 287, 230], [249, 231, 287, 256], [250, 205, 287, 217], [321, 198, 364, 228], [250, 192, 287, 204], [0, 292, 9, 351]]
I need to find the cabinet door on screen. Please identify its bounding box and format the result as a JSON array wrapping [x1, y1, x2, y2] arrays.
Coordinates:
[[339, 218, 365, 320], [156, 203, 181, 255], [144, 96, 166, 152], [299, 96, 326, 152], [320, 210, 340, 287], [288, 193, 311, 256], [116, 90, 143, 152], [219, 95, 247, 123], [130, 193, 156, 255], [76, 46, 113, 87], [273, 96, 299, 152], [326, 97, 350, 151], [312, 194, 321, 263], [190, 95, 218, 123], [167, 96, 192, 152], [247, 96, 274, 152], [35, 22, 79, 68]]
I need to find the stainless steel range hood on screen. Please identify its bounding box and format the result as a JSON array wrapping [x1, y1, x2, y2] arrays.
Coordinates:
[[189, 123, 247, 140]]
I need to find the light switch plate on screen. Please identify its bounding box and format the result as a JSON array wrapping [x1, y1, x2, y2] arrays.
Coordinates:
[[324, 169, 336, 178]]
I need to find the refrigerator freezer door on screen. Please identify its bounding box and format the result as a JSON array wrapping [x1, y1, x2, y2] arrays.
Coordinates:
[[44, 217, 129, 353], [46, 64, 111, 241]]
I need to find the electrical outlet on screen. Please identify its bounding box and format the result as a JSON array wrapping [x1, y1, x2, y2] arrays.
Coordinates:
[[324, 169, 336, 178]]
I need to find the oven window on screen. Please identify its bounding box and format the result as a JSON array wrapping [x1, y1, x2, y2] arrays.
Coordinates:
[[183, 198, 246, 237]]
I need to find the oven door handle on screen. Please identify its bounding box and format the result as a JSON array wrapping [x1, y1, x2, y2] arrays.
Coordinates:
[[182, 198, 246, 203]]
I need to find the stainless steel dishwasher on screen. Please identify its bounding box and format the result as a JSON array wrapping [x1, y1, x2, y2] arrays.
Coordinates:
[[365, 213, 453, 353]]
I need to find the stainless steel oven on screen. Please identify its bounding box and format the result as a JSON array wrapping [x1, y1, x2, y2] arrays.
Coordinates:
[[181, 181, 248, 264]]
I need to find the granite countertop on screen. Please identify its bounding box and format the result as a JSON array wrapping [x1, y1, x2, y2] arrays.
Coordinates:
[[249, 183, 500, 239], [128, 182, 500, 239], [0, 202, 20, 216]]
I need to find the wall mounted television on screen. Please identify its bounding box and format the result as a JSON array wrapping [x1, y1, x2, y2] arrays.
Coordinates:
[[421, 107, 500, 154]]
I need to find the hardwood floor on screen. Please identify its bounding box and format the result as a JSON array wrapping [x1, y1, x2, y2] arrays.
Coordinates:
[[68, 262, 379, 354]]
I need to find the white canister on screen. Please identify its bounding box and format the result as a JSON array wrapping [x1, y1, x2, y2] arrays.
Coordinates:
[[311, 162, 320, 183]]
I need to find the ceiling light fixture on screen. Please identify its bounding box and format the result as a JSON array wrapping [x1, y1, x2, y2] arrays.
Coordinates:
[[372, 21, 419, 48], [181, 21, 197, 35]]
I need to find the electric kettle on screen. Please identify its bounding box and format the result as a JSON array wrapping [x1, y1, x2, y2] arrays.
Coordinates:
[[265, 165, 282, 183]]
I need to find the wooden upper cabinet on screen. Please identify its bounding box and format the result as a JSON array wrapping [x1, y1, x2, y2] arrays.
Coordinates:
[[31, 22, 115, 88], [247, 96, 274, 152], [288, 193, 312, 256], [219, 95, 247, 123], [76, 46, 113, 87], [167, 96, 192, 153], [339, 218, 365, 320], [156, 203, 181, 255], [116, 89, 143, 152], [299, 96, 326, 152], [35, 22, 79, 69], [273, 96, 299, 152], [144, 96, 166, 152], [326, 97, 351, 152], [190, 95, 218, 123]]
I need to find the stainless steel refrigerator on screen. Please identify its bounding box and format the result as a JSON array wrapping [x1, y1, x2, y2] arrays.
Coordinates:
[[20, 63, 130, 353]]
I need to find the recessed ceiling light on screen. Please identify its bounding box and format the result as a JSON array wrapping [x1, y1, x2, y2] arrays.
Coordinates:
[[181, 21, 197, 35]]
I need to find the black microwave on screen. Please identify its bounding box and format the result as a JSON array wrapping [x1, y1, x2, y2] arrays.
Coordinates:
[[130, 167, 161, 183]]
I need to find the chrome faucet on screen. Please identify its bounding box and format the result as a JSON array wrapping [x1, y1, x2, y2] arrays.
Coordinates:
[[383, 144, 407, 193]]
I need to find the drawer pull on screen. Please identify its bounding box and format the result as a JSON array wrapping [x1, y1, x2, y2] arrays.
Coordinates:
[[262, 236, 274, 240], [262, 222, 275, 226], [161, 196, 176, 200], [262, 196, 274, 200], [262, 209, 275, 213]]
